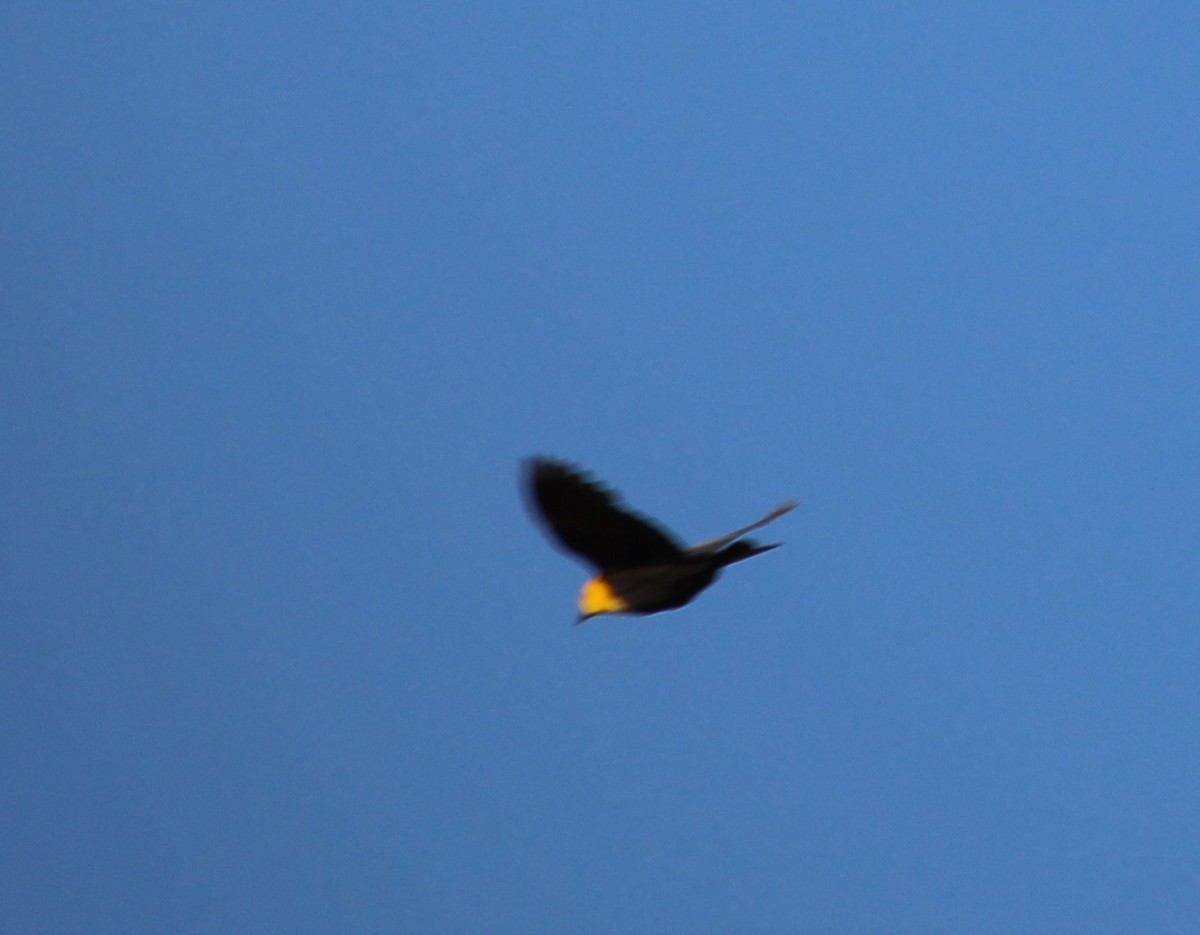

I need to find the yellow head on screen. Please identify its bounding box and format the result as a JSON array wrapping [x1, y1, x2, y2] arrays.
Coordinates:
[[577, 577, 630, 622]]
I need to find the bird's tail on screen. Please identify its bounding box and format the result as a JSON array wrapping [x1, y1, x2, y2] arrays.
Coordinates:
[[716, 538, 780, 566]]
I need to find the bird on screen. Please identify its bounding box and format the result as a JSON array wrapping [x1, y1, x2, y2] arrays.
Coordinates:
[[523, 457, 796, 622]]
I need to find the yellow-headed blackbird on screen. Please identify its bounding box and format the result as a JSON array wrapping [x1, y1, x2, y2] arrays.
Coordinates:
[[524, 457, 795, 622]]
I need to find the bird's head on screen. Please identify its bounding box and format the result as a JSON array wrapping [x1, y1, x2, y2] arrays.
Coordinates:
[[577, 577, 629, 623]]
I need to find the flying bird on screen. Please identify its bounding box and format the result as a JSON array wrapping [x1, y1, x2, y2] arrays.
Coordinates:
[[523, 457, 795, 622]]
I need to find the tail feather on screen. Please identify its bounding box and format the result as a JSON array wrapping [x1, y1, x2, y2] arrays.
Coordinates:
[[716, 538, 780, 566], [687, 501, 797, 555]]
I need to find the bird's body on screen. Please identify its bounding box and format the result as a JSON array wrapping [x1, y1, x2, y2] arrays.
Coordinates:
[[523, 458, 795, 621]]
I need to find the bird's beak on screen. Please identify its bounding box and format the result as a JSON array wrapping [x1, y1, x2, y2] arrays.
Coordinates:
[[574, 612, 591, 626]]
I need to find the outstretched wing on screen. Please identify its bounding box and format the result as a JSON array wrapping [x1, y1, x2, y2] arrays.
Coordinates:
[[524, 458, 684, 572], [685, 501, 798, 556]]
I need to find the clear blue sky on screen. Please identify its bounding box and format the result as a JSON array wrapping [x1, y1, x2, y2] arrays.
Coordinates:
[[4, 4, 1199, 932]]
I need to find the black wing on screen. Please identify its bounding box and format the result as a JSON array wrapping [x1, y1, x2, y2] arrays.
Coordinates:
[[524, 458, 684, 572]]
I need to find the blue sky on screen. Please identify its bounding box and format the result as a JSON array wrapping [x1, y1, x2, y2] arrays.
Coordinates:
[[4, 3, 1199, 932]]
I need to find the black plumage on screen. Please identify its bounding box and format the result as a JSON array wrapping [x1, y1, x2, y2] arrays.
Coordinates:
[[524, 457, 795, 621]]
